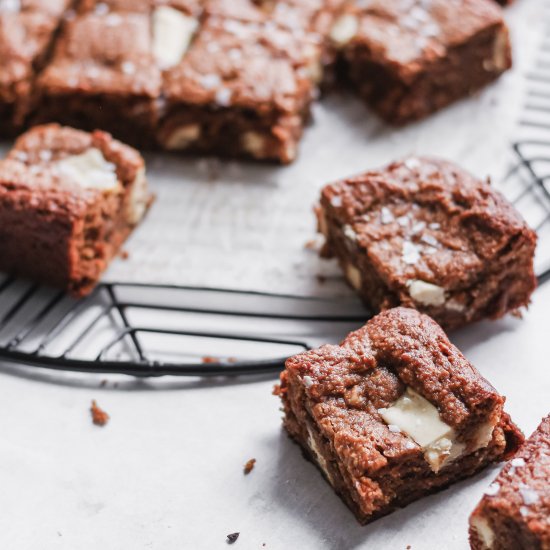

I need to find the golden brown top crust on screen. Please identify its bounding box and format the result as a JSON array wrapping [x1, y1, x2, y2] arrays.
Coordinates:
[[163, 15, 315, 113], [79, 0, 202, 16], [0, 124, 144, 214], [38, 13, 162, 97], [286, 307, 503, 436], [205, 0, 344, 36], [344, 0, 506, 81], [474, 415, 550, 543], [320, 157, 537, 293]]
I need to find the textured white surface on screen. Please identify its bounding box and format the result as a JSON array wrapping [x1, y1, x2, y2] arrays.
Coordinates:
[[0, 1, 549, 548]]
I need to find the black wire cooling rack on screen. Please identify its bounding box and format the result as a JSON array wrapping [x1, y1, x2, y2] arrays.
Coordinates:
[[0, 133, 548, 379], [1, 22, 550, 378]]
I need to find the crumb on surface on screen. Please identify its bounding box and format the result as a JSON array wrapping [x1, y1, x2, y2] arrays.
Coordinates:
[[119, 249, 130, 260], [100, 379, 107, 387], [90, 400, 109, 426], [316, 275, 326, 284], [244, 458, 256, 475], [202, 356, 219, 364], [304, 239, 317, 250], [226, 532, 239, 544]]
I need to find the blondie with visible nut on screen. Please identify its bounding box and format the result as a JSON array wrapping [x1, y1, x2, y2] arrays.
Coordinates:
[[278, 307, 523, 524], [330, 0, 512, 124], [318, 157, 537, 330], [0, 124, 152, 296], [158, 13, 320, 163], [36, 2, 201, 147]]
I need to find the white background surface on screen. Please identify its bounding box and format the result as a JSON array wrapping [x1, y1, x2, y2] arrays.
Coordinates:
[[0, 1, 549, 548]]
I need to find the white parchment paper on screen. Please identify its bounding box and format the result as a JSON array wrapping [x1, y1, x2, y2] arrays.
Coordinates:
[[0, 1, 548, 548]]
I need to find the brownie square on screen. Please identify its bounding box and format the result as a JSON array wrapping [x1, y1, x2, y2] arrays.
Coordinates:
[[0, 0, 70, 136], [0, 124, 152, 296], [278, 307, 523, 525], [331, 0, 512, 124], [36, 4, 200, 147], [158, 14, 319, 163], [469, 415, 550, 550], [318, 157, 537, 330]]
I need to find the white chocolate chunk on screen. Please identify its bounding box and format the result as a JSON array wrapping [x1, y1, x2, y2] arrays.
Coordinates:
[[345, 262, 362, 291], [306, 424, 333, 484], [378, 388, 463, 473], [152, 7, 198, 69], [471, 516, 495, 549], [56, 148, 118, 190], [165, 124, 201, 150], [484, 29, 509, 72], [330, 14, 358, 47], [471, 420, 496, 451], [343, 224, 357, 242], [241, 132, 266, 157], [126, 168, 148, 225], [407, 280, 446, 307], [511, 458, 526, 468]]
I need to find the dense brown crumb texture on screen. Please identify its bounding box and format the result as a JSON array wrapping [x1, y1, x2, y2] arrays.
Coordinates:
[[469, 415, 550, 550], [333, 0, 511, 124], [0, 123, 151, 295], [1, 0, 511, 161], [90, 399, 110, 426], [318, 157, 537, 330], [278, 307, 523, 524]]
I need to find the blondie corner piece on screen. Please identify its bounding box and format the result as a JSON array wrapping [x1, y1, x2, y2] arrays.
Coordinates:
[[278, 307, 523, 525], [0, 0, 71, 136], [469, 415, 550, 550], [0, 124, 152, 296], [317, 157, 537, 330], [330, 0, 511, 124]]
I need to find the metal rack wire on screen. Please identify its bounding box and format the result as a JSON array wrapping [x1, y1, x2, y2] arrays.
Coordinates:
[[1, 23, 549, 378]]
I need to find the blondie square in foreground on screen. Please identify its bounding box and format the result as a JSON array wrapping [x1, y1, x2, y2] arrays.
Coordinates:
[[331, 0, 511, 124], [469, 415, 550, 550], [0, 124, 151, 296], [278, 307, 523, 524], [318, 157, 537, 330]]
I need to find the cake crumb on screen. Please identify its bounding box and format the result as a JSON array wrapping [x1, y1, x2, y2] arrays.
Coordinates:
[[226, 532, 239, 544], [244, 458, 256, 475], [304, 239, 317, 250], [119, 249, 130, 260], [90, 400, 109, 426], [202, 356, 219, 364]]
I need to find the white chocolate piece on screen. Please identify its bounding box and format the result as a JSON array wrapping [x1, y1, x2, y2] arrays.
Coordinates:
[[484, 28, 509, 72], [378, 388, 464, 473], [470, 516, 495, 549], [152, 7, 198, 69], [56, 148, 118, 190], [126, 168, 148, 225], [407, 280, 446, 307], [345, 262, 362, 291], [306, 424, 333, 485], [330, 14, 358, 47], [241, 132, 266, 157], [165, 124, 201, 150]]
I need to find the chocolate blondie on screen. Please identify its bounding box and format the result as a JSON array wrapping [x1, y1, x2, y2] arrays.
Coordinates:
[[158, 14, 320, 163], [318, 157, 537, 330], [0, 0, 70, 136], [469, 415, 550, 550], [0, 124, 151, 296], [278, 307, 523, 525], [331, 0, 512, 124], [36, 3, 200, 148]]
